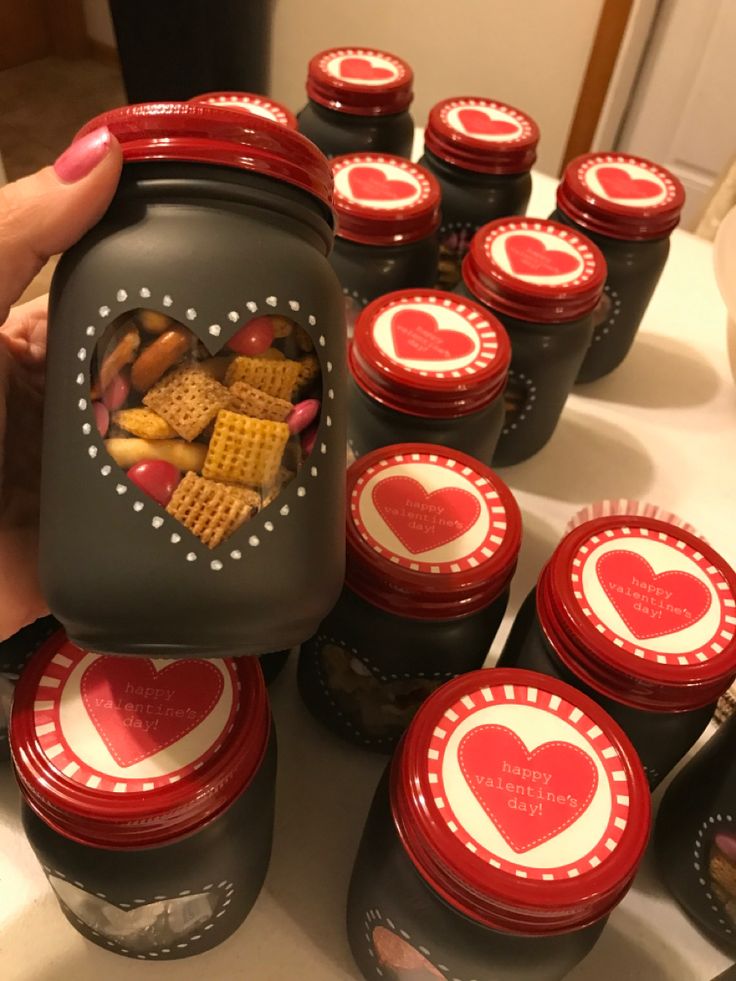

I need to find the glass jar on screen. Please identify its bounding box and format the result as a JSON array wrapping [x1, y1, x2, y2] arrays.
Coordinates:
[[348, 289, 511, 464], [297, 47, 414, 159], [189, 91, 298, 129], [655, 712, 736, 952], [419, 96, 539, 288], [330, 153, 441, 333], [298, 443, 521, 750], [552, 152, 685, 382], [457, 217, 606, 466], [347, 667, 650, 980], [40, 102, 346, 658], [499, 515, 736, 788], [9, 632, 275, 961], [0, 616, 59, 760]]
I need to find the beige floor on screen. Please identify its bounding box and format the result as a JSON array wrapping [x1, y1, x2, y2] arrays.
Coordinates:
[[0, 55, 125, 302]]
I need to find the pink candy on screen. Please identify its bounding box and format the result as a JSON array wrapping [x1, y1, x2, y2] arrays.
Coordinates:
[[715, 832, 736, 861], [226, 316, 275, 356], [102, 370, 130, 411], [287, 398, 320, 435], [127, 460, 181, 507], [92, 401, 109, 437]]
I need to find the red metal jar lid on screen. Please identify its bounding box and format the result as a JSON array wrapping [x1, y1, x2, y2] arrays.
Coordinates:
[[424, 97, 539, 175], [392, 667, 650, 933], [306, 47, 413, 117], [350, 289, 511, 417], [332, 154, 441, 246], [76, 102, 332, 211], [557, 153, 685, 241], [462, 217, 606, 323], [10, 633, 270, 849], [538, 516, 736, 711], [346, 443, 521, 619], [189, 91, 298, 130]]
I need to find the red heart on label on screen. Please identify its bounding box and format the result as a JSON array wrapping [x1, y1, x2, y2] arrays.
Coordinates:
[[81, 657, 224, 767], [596, 550, 712, 640], [390, 308, 476, 362], [505, 234, 581, 277], [459, 725, 598, 853], [372, 475, 480, 555], [457, 108, 518, 137], [596, 166, 662, 201], [339, 56, 394, 81], [348, 166, 416, 202]]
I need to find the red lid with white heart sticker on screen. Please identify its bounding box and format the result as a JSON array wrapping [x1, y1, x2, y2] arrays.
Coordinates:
[[332, 154, 441, 245], [539, 517, 736, 710], [392, 668, 650, 932], [424, 97, 539, 174], [346, 444, 521, 618], [306, 47, 413, 116], [351, 289, 511, 416], [189, 91, 298, 130], [462, 218, 606, 322], [76, 102, 332, 213], [557, 153, 685, 240], [10, 633, 270, 848]]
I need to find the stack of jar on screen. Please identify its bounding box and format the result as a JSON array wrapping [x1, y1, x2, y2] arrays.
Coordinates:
[[0, 41, 713, 981]]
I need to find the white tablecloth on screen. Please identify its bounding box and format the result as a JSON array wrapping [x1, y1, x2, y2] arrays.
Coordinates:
[[1, 171, 734, 981]]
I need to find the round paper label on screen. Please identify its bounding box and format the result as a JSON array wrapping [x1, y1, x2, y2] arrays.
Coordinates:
[[429, 681, 630, 879], [32, 643, 238, 792], [571, 527, 736, 665], [323, 49, 405, 86], [484, 221, 598, 288], [333, 157, 429, 210], [370, 294, 501, 376], [578, 156, 676, 209], [351, 450, 508, 574], [441, 99, 531, 143], [200, 94, 291, 126]]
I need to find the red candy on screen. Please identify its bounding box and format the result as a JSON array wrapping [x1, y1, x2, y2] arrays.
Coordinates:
[[300, 420, 319, 458], [92, 401, 109, 437], [226, 316, 275, 356], [287, 398, 320, 434], [127, 460, 181, 507], [102, 370, 130, 411]]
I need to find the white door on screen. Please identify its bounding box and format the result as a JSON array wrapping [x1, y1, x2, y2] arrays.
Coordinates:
[[614, 0, 736, 230]]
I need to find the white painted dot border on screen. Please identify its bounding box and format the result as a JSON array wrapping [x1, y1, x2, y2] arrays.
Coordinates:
[[502, 369, 536, 435], [363, 907, 474, 981], [80, 291, 328, 570], [693, 812, 735, 936], [44, 865, 236, 960]]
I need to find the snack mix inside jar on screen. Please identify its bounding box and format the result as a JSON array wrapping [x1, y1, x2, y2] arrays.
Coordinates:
[[297, 47, 415, 159], [298, 443, 521, 750], [419, 96, 539, 288], [552, 152, 685, 382], [40, 102, 346, 658], [347, 668, 650, 980], [330, 153, 441, 332], [499, 515, 736, 787], [10, 632, 275, 961], [348, 289, 511, 464], [457, 217, 607, 466]]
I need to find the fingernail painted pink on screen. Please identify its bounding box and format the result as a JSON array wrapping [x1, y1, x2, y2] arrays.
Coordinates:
[[54, 127, 112, 184]]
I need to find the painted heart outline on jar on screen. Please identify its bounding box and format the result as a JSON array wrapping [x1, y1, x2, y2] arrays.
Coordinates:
[[79, 291, 330, 570], [574, 526, 734, 665], [351, 451, 509, 575], [32, 643, 239, 791], [429, 681, 630, 878]]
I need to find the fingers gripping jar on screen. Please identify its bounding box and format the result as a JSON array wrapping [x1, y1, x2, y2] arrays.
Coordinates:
[[297, 47, 415, 159], [552, 153, 685, 382], [10, 633, 275, 960], [499, 516, 736, 787], [419, 97, 539, 288], [40, 103, 346, 658], [347, 668, 650, 981], [298, 444, 522, 750]]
